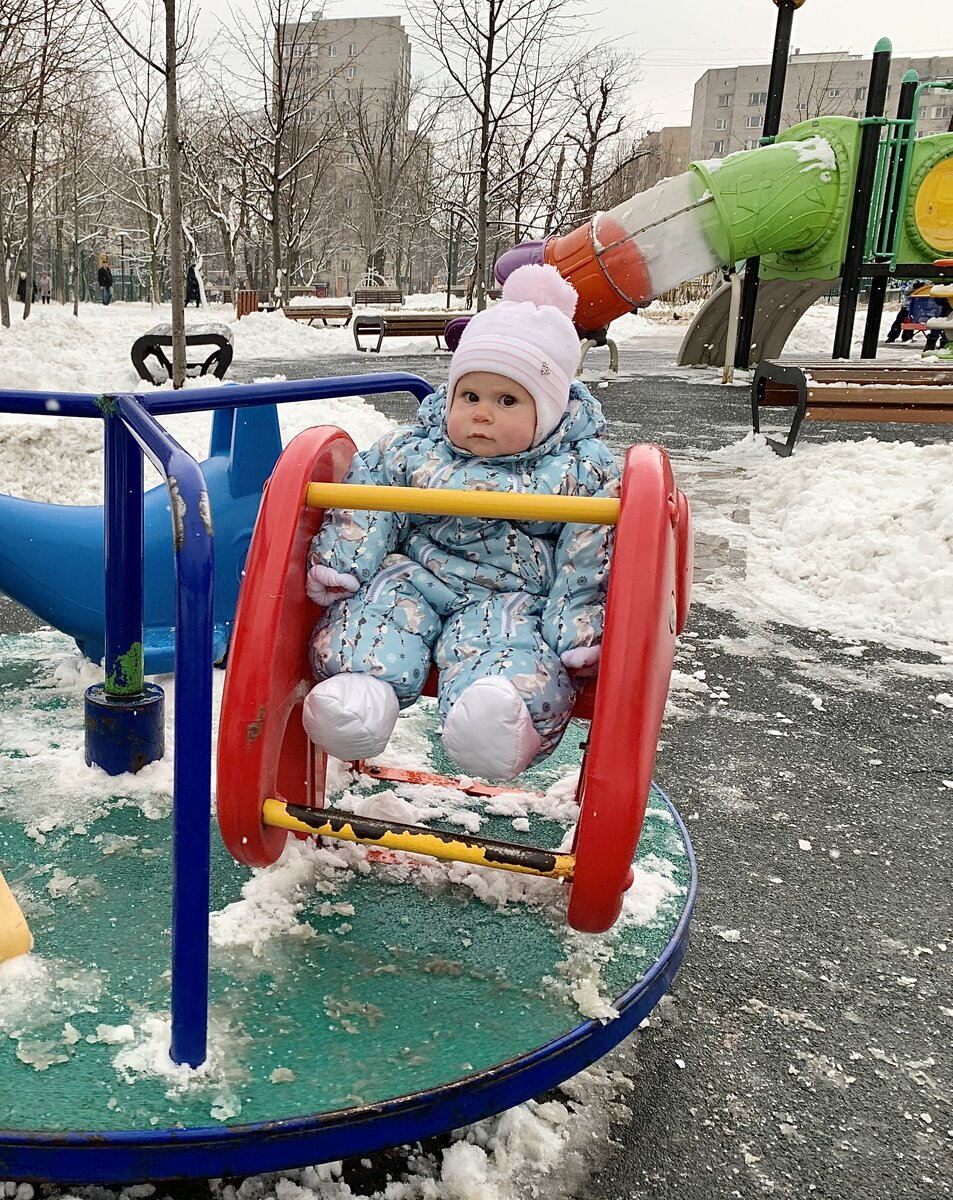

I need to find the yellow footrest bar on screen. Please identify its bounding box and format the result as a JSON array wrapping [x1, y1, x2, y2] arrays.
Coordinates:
[[262, 798, 576, 879], [306, 482, 619, 526]]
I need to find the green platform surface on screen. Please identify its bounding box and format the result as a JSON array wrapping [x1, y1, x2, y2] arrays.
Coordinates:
[[0, 631, 691, 1135]]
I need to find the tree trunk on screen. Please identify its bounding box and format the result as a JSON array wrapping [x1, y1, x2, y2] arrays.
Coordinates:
[[164, 0, 186, 385], [72, 151, 80, 318], [0, 197, 10, 329]]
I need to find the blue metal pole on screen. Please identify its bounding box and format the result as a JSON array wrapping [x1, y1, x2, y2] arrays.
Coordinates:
[[85, 406, 165, 774], [117, 395, 213, 1068], [103, 411, 144, 694]]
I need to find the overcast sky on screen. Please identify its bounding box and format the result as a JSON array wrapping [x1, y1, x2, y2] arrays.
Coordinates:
[[310, 0, 953, 128]]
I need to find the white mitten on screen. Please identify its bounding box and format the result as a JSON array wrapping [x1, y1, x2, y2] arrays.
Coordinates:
[[560, 644, 601, 677], [306, 563, 359, 606]]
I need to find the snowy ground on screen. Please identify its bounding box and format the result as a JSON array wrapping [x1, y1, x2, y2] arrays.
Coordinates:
[[0, 296, 950, 1197]]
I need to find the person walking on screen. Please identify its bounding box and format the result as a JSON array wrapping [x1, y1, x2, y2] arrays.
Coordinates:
[[38, 271, 52, 305], [185, 264, 201, 307], [97, 260, 113, 306]]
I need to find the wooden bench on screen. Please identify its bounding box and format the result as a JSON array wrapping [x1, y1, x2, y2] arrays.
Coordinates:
[[752, 359, 953, 456], [283, 304, 353, 327], [131, 322, 233, 385], [352, 287, 403, 307], [353, 311, 472, 353]]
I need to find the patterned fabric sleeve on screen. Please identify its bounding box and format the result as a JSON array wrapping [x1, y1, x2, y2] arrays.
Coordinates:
[[307, 428, 415, 584], [541, 439, 620, 656]]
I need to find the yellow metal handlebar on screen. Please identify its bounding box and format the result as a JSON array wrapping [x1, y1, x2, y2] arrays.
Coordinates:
[[306, 482, 619, 526]]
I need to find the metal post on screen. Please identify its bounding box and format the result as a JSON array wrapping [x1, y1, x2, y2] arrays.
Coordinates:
[[446, 212, 453, 310], [861, 71, 919, 357], [120, 234, 126, 303], [832, 39, 892, 359], [723, 272, 743, 384], [734, 0, 801, 368], [84, 412, 165, 774]]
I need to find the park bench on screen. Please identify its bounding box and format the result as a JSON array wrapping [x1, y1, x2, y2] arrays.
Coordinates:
[[131, 322, 233, 385], [352, 287, 404, 307], [283, 304, 353, 327], [751, 359, 953, 455], [353, 311, 472, 353]]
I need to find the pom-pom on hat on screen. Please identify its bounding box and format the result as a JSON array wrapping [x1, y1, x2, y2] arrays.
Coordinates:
[[447, 263, 579, 447]]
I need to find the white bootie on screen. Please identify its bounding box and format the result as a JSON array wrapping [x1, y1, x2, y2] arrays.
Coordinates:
[[442, 677, 542, 781], [301, 674, 399, 761]]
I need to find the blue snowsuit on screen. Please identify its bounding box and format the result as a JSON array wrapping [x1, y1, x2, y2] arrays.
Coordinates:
[[308, 381, 620, 763]]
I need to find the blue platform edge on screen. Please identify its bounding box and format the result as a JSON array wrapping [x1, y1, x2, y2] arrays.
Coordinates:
[[0, 791, 697, 1185]]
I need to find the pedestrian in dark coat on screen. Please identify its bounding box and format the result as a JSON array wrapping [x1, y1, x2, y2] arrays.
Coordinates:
[[185, 265, 201, 307], [97, 262, 113, 305]]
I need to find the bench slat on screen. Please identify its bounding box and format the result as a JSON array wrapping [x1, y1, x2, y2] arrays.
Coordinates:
[[804, 404, 953, 423]]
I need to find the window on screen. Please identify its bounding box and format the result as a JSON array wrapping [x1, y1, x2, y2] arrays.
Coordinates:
[[715, 117, 727, 130], [717, 94, 731, 107], [328, 43, 337, 56], [347, 65, 357, 79], [855, 86, 867, 101], [712, 140, 726, 155], [326, 87, 334, 99], [918, 106, 928, 120], [746, 139, 760, 150], [933, 105, 953, 119], [348, 41, 358, 54], [340, 259, 350, 273], [343, 150, 355, 165], [745, 113, 763, 128], [748, 91, 767, 105], [827, 88, 840, 98]]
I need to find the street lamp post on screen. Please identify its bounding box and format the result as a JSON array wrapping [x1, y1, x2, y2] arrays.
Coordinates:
[[734, 0, 806, 369]]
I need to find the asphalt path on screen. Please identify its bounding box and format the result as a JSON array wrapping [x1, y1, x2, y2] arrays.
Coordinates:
[[2, 334, 950, 1198]]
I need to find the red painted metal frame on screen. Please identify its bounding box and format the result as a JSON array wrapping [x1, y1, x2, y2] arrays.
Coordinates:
[[566, 445, 687, 932], [216, 432, 692, 935], [217, 425, 356, 865]]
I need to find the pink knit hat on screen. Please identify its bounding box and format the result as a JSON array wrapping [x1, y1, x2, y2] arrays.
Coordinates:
[[447, 264, 580, 447]]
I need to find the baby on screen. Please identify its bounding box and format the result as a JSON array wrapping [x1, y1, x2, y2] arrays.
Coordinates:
[[302, 263, 620, 781]]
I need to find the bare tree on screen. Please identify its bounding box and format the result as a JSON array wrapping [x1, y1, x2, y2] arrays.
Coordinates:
[[562, 47, 643, 225], [344, 76, 446, 283], [18, 0, 92, 319], [0, 0, 40, 325], [217, 0, 347, 303], [94, 0, 196, 385], [105, 5, 169, 305], [406, 0, 582, 310]]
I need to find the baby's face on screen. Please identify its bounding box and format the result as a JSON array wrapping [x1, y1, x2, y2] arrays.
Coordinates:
[[447, 372, 536, 456]]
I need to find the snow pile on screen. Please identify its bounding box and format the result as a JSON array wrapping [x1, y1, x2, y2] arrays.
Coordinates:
[[704, 435, 953, 652]]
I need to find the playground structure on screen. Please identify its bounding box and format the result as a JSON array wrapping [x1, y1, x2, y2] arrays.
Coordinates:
[[493, 36, 953, 371], [0, 375, 696, 1182]]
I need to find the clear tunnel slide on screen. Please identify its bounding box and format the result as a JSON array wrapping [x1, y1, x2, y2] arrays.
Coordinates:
[[495, 131, 847, 333]]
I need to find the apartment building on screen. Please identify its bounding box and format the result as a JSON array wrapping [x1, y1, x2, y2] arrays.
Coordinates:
[[627, 126, 692, 192], [690, 51, 953, 161]]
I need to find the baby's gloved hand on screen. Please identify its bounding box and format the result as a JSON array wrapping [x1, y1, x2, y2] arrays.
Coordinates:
[[306, 564, 359, 606], [560, 644, 601, 677]]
